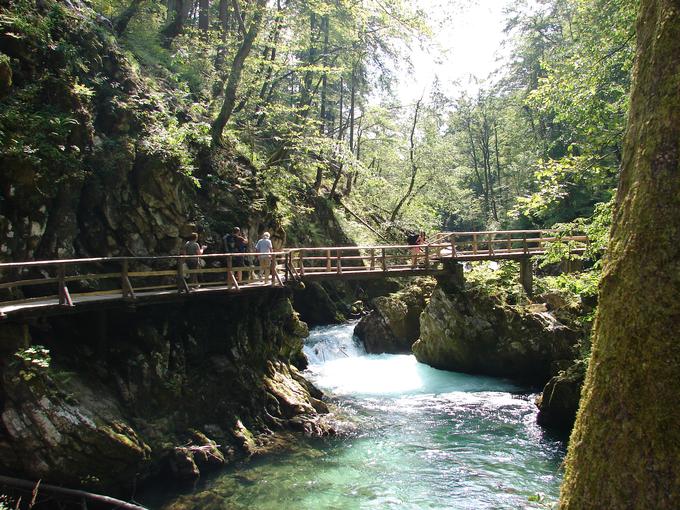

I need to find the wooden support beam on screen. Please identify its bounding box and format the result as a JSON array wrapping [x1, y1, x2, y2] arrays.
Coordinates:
[[520, 257, 533, 296], [177, 260, 190, 294], [226, 255, 233, 288], [57, 265, 73, 307]]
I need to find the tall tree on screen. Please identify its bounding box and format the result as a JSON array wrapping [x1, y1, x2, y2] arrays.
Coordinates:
[[199, 0, 210, 31], [211, 0, 268, 146], [390, 98, 421, 222], [559, 1, 680, 508]]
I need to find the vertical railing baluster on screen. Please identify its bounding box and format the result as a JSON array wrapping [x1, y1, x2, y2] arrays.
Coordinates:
[[473, 233, 478, 255], [177, 258, 190, 293], [326, 249, 332, 273], [424, 245, 430, 271], [58, 264, 73, 306], [370, 248, 376, 271], [336, 250, 342, 274], [381, 248, 386, 271], [122, 259, 135, 300]]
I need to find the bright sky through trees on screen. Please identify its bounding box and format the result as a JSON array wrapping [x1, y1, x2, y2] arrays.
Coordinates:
[[395, 0, 519, 102]]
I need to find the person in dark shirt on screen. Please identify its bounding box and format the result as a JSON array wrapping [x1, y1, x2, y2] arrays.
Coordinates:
[[224, 227, 248, 282]]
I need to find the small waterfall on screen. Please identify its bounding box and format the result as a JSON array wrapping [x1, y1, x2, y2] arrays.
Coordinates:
[[303, 321, 365, 364]]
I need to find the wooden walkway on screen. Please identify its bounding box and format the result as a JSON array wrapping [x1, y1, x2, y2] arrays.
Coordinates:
[[0, 230, 587, 319]]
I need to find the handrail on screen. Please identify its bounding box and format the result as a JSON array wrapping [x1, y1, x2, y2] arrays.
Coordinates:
[[0, 230, 588, 318], [0, 251, 288, 269]]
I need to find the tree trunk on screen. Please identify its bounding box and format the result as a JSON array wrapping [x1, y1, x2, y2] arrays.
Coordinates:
[[559, 2, 680, 508], [211, 0, 268, 146], [390, 99, 421, 222], [344, 65, 357, 196], [114, 0, 143, 35], [199, 0, 210, 30]]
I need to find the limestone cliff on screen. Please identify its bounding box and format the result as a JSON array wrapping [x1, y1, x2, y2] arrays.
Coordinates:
[[413, 277, 580, 385], [0, 290, 331, 493], [354, 278, 436, 353]]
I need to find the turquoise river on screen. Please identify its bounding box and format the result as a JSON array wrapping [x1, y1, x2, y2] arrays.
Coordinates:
[[152, 322, 566, 509]]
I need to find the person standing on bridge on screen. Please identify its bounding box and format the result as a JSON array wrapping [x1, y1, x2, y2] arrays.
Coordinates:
[[182, 233, 205, 286], [224, 227, 248, 283], [255, 232, 273, 284]]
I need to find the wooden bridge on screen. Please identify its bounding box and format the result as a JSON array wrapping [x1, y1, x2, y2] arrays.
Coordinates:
[[0, 230, 587, 320]]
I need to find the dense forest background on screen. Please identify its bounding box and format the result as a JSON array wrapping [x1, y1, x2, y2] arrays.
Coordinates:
[[90, 0, 634, 232], [1, 0, 635, 237]]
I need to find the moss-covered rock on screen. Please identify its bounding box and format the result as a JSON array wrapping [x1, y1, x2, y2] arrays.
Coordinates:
[[354, 278, 436, 353], [0, 290, 331, 493], [536, 361, 586, 429], [413, 282, 580, 385]]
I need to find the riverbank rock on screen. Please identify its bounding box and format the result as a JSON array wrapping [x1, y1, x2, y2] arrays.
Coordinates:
[[412, 284, 580, 385], [536, 360, 586, 429], [0, 290, 332, 493], [354, 278, 436, 354]]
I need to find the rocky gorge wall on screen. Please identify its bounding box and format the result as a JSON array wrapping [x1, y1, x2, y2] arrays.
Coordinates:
[[0, 289, 331, 495]]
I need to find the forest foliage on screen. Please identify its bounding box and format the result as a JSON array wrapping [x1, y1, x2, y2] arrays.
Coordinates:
[[0, 0, 633, 285], [76, 0, 635, 239]]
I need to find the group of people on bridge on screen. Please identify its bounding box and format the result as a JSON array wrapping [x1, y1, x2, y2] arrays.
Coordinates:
[[181, 227, 278, 286]]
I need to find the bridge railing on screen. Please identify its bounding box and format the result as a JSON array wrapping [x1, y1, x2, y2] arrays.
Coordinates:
[[0, 230, 588, 313], [284, 243, 448, 279], [0, 251, 288, 310], [429, 230, 588, 258]]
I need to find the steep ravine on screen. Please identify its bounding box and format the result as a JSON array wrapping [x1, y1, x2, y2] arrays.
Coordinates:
[[0, 289, 333, 495]]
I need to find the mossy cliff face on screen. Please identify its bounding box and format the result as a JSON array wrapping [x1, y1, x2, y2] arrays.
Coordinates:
[[0, 290, 330, 493], [354, 278, 436, 354], [412, 281, 580, 385], [0, 0, 282, 264]]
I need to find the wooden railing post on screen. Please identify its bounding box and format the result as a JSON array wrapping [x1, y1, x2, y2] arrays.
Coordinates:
[[336, 250, 342, 274], [58, 264, 73, 307], [121, 259, 135, 300], [520, 257, 533, 296], [381, 248, 386, 271], [507, 234, 512, 253], [370, 248, 376, 271], [451, 234, 457, 258], [285, 252, 291, 282], [326, 250, 332, 273], [472, 233, 478, 255], [226, 255, 239, 290], [177, 259, 190, 294], [299, 252, 305, 276], [424, 245, 430, 270], [523, 234, 528, 255]]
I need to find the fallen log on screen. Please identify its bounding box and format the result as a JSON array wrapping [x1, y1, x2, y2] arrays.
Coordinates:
[[0, 475, 148, 510]]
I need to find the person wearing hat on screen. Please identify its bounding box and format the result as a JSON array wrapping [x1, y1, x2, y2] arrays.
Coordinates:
[[255, 232, 273, 284]]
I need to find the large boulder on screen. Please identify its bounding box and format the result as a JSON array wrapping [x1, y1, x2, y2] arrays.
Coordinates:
[[536, 360, 586, 429], [354, 278, 436, 353], [412, 285, 580, 384]]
